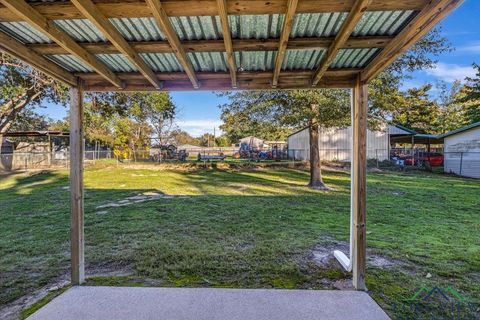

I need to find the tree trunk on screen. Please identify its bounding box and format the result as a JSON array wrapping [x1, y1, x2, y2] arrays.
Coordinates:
[[308, 122, 329, 190]]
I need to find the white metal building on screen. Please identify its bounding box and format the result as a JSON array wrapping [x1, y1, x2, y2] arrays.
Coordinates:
[[287, 124, 389, 161], [439, 122, 480, 178]]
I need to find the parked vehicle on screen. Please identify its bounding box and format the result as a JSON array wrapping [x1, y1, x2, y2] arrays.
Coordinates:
[[150, 145, 188, 162], [402, 152, 444, 167]]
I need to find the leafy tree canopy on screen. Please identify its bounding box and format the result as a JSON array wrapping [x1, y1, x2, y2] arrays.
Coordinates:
[[0, 54, 67, 135], [219, 89, 350, 143]]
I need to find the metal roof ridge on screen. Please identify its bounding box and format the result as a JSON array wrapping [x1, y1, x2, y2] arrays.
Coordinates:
[[437, 121, 480, 139], [391, 123, 418, 134]]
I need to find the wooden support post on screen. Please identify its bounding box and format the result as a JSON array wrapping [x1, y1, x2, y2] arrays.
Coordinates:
[[69, 84, 85, 285], [352, 74, 367, 290]]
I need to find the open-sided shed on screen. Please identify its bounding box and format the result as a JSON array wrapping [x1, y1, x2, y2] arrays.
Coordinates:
[[0, 0, 462, 303]]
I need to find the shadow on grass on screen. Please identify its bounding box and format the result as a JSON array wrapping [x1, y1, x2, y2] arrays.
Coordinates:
[[0, 169, 351, 308], [1, 168, 479, 320]]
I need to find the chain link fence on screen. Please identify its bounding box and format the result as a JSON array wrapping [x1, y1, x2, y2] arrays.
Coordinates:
[[1, 147, 479, 178], [443, 151, 480, 178]]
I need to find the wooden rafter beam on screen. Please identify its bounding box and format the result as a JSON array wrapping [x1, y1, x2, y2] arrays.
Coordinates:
[[272, 0, 298, 88], [71, 0, 161, 89], [312, 0, 372, 86], [145, 0, 200, 89], [26, 36, 393, 55], [0, 0, 431, 22], [76, 69, 363, 82], [361, 0, 463, 82], [0, 31, 77, 86], [81, 76, 357, 92], [0, 0, 123, 88], [217, 0, 237, 88]]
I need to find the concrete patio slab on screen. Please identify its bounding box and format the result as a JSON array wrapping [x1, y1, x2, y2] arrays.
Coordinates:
[[28, 286, 390, 320]]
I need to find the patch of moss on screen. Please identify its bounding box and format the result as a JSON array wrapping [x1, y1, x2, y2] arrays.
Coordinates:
[[271, 274, 305, 289], [85, 276, 146, 287], [20, 286, 70, 320], [319, 269, 345, 280], [168, 274, 205, 287]]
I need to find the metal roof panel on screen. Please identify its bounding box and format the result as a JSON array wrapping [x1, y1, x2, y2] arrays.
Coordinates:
[[188, 52, 228, 72], [0, 21, 52, 43], [95, 54, 137, 72], [110, 17, 165, 41], [229, 14, 284, 39], [290, 12, 347, 38], [330, 48, 380, 68], [140, 53, 184, 72], [170, 16, 222, 40], [46, 54, 93, 72], [352, 10, 417, 36], [282, 49, 325, 70], [54, 19, 107, 42], [235, 51, 277, 71]]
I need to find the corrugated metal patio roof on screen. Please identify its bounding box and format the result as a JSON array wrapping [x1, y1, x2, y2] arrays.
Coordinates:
[[0, 9, 416, 73], [0, 0, 461, 91]]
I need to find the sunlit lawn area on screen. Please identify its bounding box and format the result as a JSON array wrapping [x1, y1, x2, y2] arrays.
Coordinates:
[[1, 163, 479, 319]]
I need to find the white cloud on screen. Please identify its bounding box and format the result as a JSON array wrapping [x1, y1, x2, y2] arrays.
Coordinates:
[[175, 119, 223, 137], [458, 41, 480, 54], [424, 63, 476, 83]]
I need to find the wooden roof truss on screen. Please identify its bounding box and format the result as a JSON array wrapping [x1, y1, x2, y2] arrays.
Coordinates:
[[0, 0, 463, 91]]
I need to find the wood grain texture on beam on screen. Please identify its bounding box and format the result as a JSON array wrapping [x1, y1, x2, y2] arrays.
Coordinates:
[[361, 0, 463, 82], [0, 0, 430, 21], [81, 75, 357, 92], [76, 69, 362, 81], [272, 0, 298, 88], [69, 83, 85, 285], [0, 31, 77, 86], [145, 0, 200, 88], [217, 0, 237, 88], [27, 36, 393, 55], [352, 74, 367, 290], [71, 0, 161, 89], [0, 0, 123, 88], [312, 0, 372, 86]]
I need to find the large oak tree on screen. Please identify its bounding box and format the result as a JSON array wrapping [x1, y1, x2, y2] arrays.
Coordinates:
[[0, 54, 67, 147], [219, 28, 452, 189]]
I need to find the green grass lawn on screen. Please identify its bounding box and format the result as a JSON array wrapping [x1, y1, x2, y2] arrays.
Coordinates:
[[1, 163, 479, 319]]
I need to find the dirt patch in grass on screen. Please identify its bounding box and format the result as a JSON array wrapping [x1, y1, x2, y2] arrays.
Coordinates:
[[95, 191, 189, 210], [308, 237, 413, 272], [0, 275, 70, 320], [0, 263, 134, 320]]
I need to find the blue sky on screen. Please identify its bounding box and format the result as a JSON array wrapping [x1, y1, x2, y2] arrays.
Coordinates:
[[37, 0, 479, 136]]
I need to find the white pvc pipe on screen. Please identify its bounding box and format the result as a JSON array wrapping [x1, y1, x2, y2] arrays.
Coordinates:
[[334, 90, 354, 272]]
